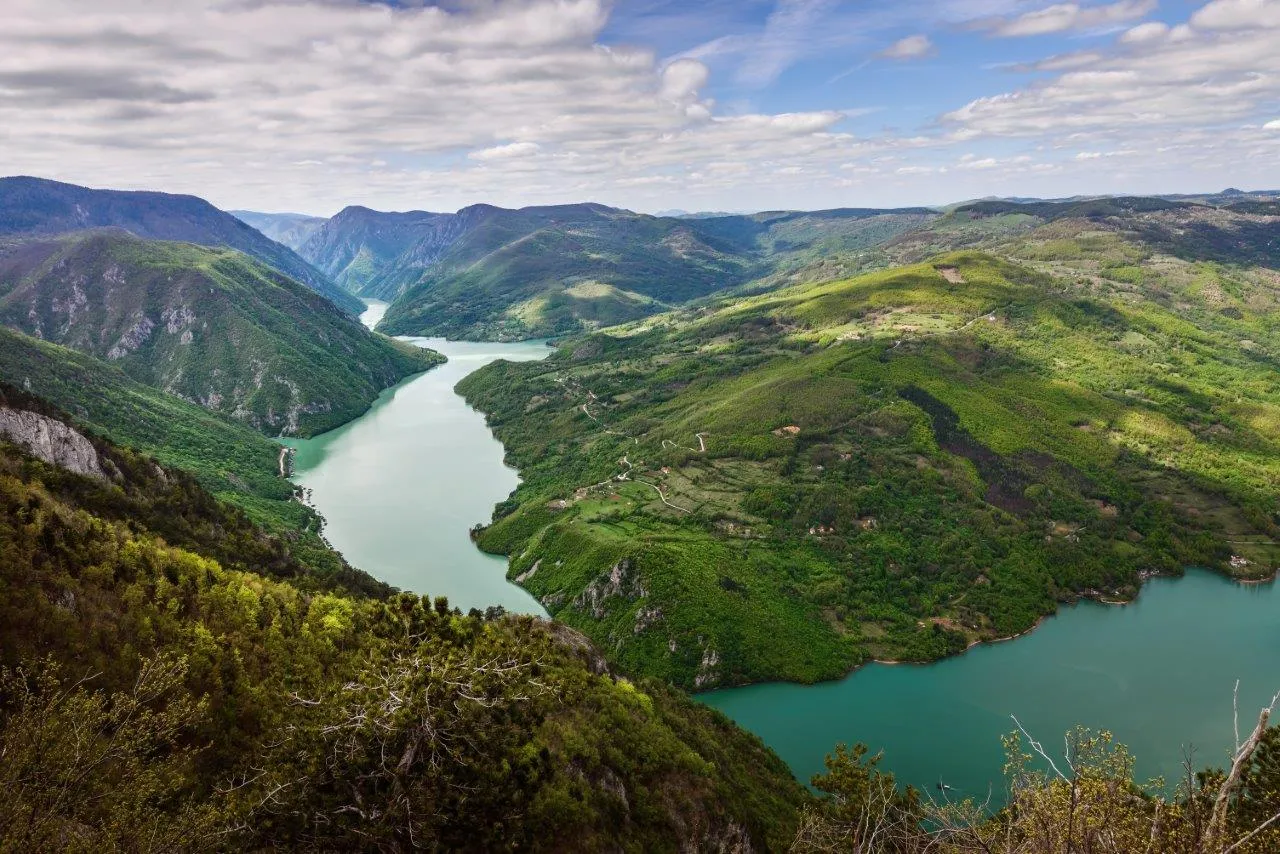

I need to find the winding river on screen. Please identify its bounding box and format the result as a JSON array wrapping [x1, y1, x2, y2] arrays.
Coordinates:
[[284, 300, 549, 614], [287, 301, 1280, 797]]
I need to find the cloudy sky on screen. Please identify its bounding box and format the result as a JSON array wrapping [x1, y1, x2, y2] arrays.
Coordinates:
[[2, 0, 1278, 214]]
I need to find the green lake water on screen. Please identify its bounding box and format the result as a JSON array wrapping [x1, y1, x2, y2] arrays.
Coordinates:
[[701, 570, 1280, 797], [284, 300, 550, 614], [288, 301, 1279, 797]]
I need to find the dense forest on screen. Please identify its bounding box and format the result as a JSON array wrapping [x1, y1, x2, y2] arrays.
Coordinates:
[[0, 385, 808, 851], [3, 382, 1280, 852], [0, 230, 441, 436]]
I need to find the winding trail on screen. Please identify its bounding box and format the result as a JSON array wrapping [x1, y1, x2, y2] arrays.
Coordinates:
[[564, 378, 701, 513], [635, 478, 692, 513], [662, 432, 708, 454]]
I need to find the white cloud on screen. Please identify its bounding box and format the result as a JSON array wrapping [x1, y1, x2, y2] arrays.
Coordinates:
[[1119, 22, 1169, 43], [0, 0, 875, 211], [978, 0, 1157, 37], [469, 142, 542, 162], [1265, 119, 1280, 130], [1191, 0, 1280, 30], [1028, 51, 1105, 71], [735, 0, 839, 87], [1, 0, 1274, 213], [660, 59, 710, 102], [880, 34, 935, 60], [944, 4, 1280, 137]]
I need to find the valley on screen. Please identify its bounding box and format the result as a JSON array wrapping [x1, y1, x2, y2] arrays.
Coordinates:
[[2, 182, 1278, 851], [284, 301, 550, 613], [6, 0, 1280, 846]]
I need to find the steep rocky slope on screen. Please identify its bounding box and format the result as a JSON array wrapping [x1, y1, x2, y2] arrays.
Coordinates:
[[0, 384, 809, 851], [0, 230, 441, 436]]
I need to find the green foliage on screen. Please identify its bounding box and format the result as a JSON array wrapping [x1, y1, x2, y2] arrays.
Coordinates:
[[0, 414, 809, 850], [0, 175, 360, 313], [0, 362, 374, 587], [0, 655, 223, 853], [0, 230, 441, 436], [376, 205, 937, 340], [459, 245, 1278, 688], [795, 725, 1280, 852]]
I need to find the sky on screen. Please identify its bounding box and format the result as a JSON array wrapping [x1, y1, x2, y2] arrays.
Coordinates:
[[2, 0, 1278, 215]]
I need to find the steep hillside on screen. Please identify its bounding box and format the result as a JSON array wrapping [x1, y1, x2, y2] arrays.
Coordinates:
[[298, 204, 463, 294], [374, 204, 933, 340], [459, 235, 1280, 689], [0, 327, 387, 589], [0, 230, 441, 436], [230, 210, 327, 249], [0, 390, 808, 851], [0, 176, 361, 313], [378, 203, 755, 339]]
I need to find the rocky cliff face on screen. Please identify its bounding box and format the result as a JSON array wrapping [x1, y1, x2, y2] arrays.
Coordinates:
[[0, 406, 104, 479]]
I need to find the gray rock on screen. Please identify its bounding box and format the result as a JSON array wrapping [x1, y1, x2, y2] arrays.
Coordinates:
[[0, 407, 105, 480]]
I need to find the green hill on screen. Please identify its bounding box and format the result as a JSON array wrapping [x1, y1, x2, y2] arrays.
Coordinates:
[[375, 203, 756, 339], [0, 230, 441, 436], [458, 221, 1280, 688], [0, 388, 807, 851], [0, 175, 361, 313], [0, 327, 391, 588], [295, 204, 463, 294], [282, 202, 934, 341]]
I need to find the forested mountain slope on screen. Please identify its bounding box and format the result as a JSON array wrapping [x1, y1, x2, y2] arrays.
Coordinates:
[[0, 328, 384, 589], [0, 176, 361, 313], [458, 205, 1280, 689], [0, 230, 441, 435], [371, 203, 934, 340], [0, 386, 808, 851], [296, 204, 465, 294]]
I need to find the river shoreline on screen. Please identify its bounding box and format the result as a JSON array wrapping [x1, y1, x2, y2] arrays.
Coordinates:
[[856, 566, 1270, 672], [701, 569, 1280, 798], [283, 306, 551, 614]]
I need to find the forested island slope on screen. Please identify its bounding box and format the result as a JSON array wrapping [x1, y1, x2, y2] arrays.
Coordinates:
[[459, 200, 1280, 689]]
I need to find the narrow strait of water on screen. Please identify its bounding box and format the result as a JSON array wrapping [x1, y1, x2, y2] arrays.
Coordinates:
[[284, 300, 550, 614], [287, 300, 1279, 798]]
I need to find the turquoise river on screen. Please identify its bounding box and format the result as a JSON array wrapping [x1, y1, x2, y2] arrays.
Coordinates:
[[285, 300, 549, 614], [287, 301, 1280, 797]]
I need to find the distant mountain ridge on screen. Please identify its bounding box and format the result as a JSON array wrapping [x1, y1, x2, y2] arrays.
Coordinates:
[[257, 200, 936, 339], [297, 204, 470, 296], [0, 176, 361, 313], [230, 210, 327, 250]]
